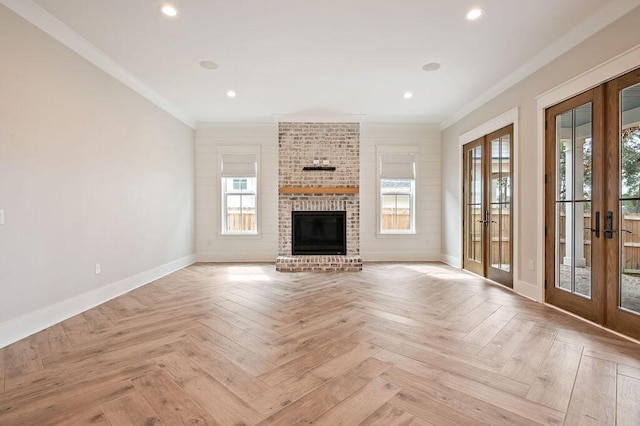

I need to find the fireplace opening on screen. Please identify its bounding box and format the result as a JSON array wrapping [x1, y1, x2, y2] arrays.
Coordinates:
[[292, 211, 346, 255]]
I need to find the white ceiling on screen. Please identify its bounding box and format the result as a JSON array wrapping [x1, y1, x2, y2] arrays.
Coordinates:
[[4, 0, 639, 127]]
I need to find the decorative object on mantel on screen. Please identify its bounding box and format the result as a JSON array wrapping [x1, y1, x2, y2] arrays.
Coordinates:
[[302, 166, 336, 171]]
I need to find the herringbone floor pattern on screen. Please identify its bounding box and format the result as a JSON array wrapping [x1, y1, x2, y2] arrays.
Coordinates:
[[1, 263, 639, 425]]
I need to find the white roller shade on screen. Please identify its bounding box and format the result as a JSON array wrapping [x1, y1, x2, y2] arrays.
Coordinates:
[[380, 153, 416, 179], [221, 153, 257, 177]]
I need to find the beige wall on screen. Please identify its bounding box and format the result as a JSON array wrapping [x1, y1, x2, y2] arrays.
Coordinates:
[[0, 5, 195, 343], [442, 7, 640, 297]]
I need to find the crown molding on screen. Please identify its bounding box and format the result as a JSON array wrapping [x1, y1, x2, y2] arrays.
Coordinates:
[[439, 0, 640, 130], [536, 43, 640, 110], [273, 114, 365, 123], [1, 0, 196, 129]]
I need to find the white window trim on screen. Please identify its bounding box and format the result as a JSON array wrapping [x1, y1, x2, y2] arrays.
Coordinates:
[[217, 146, 262, 238], [376, 145, 419, 237]]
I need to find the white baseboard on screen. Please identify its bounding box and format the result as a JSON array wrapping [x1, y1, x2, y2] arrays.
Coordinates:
[[440, 253, 462, 269], [361, 252, 441, 262], [514, 279, 543, 303], [438, 257, 542, 303], [0, 254, 196, 348], [198, 253, 443, 263]]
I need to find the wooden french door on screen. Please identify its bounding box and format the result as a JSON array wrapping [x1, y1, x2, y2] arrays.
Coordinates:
[[545, 88, 605, 323], [604, 69, 640, 338], [545, 68, 640, 339], [463, 125, 514, 288]]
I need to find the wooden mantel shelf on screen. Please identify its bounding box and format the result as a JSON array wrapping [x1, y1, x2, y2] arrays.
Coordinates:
[[279, 187, 359, 194]]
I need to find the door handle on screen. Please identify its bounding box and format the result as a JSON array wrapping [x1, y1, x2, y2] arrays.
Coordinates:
[[604, 211, 614, 239], [477, 210, 490, 227], [602, 211, 632, 238], [584, 211, 600, 238]]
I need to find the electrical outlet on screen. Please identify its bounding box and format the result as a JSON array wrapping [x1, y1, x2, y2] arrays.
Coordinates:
[[528, 259, 535, 271], [322, 160, 330, 165], [95, 263, 101, 274], [313, 159, 320, 165], [0, 210, 4, 225]]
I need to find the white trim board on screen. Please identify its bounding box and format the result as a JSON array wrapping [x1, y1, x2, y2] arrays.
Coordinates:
[[458, 108, 519, 144], [363, 253, 441, 262], [440, 253, 462, 269], [0, 0, 196, 129], [0, 255, 196, 348], [515, 280, 540, 302], [536, 43, 640, 307], [536, 108, 546, 304], [536, 44, 640, 109], [457, 108, 524, 297]]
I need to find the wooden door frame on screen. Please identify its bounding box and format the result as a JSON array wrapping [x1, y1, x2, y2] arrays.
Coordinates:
[[604, 68, 640, 340], [462, 138, 485, 277], [485, 125, 514, 287], [544, 87, 605, 324], [462, 126, 514, 288]]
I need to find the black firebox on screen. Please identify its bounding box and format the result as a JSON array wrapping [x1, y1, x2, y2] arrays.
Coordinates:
[[292, 211, 346, 255]]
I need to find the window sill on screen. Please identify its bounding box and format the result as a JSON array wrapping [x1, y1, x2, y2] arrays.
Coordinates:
[[218, 233, 262, 240], [376, 232, 418, 239]]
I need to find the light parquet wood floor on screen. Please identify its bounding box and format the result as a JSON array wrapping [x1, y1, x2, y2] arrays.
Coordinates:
[[1, 262, 640, 425]]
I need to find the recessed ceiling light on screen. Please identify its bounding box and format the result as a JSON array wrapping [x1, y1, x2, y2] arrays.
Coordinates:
[[466, 8, 484, 21], [422, 62, 441, 72], [403, 92, 413, 99], [160, 4, 178, 17], [199, 60, 218, 70], [227, 90, 237, 98]]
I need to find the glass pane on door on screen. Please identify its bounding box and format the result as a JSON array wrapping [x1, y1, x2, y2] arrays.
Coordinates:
[[555, 103, 593, 298], [556, 202, 572, 291], [489, 134, 511, 272], [575, 201, 591, 298], [466, 146, 483, 263], [619, 83, 640, 315]]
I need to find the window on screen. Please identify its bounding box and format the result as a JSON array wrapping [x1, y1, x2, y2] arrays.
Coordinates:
[[232, 178, 247, 191], [378, 150, 417, 234], [222, 177, 257, 233], [220, 153, 258, 234], [381, 179, 414, 232]]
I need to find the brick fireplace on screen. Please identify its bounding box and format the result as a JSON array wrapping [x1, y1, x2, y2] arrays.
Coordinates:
[[276, 122, 362, 272]]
